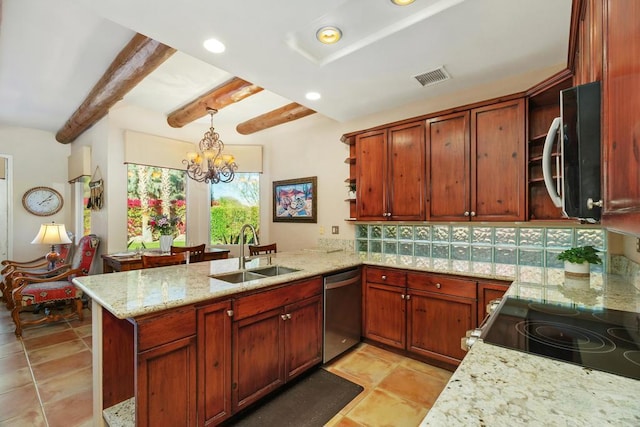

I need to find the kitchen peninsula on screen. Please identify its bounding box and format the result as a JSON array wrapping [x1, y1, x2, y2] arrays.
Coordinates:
[[73, 251, 640, 426]]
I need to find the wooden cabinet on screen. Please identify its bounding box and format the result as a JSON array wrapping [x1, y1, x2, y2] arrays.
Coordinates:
[[135, 307, 197, 427], [477, 280, 510, 325], [364, 266, 477, 366], [231, 277, 323, 412], [601, 0, 640, 234], [427, 99, 526, 221], [356, 122, 426, 221], [198, 300, 233, 426]]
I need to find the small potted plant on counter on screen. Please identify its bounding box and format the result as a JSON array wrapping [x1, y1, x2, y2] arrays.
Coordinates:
[[557, 245, 602, 277]]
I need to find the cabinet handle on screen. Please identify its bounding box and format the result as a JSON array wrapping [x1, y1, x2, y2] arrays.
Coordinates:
[[226, 310, 234, 317], [470, 211, 476, 217], [406, 294, 411, 300], [381, 275, 387, 280], [281, 314, 288, 320], [401, 294, 405, 299], [435, 283, 441, 289], [286, 313, 292, 320], [587, 198, 603, 210], [464, 211, 470, 216]]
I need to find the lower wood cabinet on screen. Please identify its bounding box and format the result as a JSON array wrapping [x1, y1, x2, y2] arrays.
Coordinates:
[[231, 277, 323, 412], [477, 280, 510, 325], [364, 266, 478, 366]]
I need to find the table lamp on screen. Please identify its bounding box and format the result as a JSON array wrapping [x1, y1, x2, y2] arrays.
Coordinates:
[[31, 222, 73, 270]]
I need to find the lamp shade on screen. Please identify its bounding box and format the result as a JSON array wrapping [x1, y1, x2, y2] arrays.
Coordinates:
[[31, 223, 72, 245]]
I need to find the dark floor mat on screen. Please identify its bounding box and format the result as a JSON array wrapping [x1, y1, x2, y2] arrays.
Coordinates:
[[225, 368, 364, 427]]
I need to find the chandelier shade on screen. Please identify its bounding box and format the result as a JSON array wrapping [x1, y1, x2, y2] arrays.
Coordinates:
[[183, 108, 238, 184]]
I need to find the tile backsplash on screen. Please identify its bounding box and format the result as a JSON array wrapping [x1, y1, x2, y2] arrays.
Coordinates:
[[355, 224, 607, 275]]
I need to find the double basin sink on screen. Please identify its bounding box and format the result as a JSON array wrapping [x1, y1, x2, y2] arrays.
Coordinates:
[[211, 265, 300, 284]]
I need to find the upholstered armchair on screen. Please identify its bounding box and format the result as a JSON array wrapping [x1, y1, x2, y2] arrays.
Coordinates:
[[1, 243, 73, 306], [10, 234, 99, 337]]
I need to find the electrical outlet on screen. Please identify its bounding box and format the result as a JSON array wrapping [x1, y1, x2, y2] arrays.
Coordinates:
[[319, 226, 325, 235], [331, 226, 339, 235]]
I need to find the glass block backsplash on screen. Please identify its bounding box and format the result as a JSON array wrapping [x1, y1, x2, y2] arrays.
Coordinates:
[[355, 224, 606, 273]]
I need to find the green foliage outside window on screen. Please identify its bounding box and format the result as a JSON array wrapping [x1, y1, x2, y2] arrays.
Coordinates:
[[210, 173, 260, 245]]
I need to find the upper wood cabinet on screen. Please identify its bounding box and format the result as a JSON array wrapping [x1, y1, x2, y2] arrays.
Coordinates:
[[356, 122, 426, 221], [426, 99, 526, 221], [601, 0, 640, 234]]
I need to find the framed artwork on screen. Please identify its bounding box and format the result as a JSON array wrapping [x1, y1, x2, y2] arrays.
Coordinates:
[[273, 176, 317, 223]]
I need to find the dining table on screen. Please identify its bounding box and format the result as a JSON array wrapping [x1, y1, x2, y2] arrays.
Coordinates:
[[101, 247, 230, 273]]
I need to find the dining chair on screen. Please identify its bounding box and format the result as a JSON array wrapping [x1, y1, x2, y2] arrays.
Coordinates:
[[171, 244, 206, 263], [10, 234, 99, 337], [248, 243, 277, 256], [141, 253, 186, 268]]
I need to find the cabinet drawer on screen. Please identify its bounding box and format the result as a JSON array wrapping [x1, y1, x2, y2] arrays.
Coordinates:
[[407, 272, 476, 299], [233, 277, 322, 321], [365, 267, 406, 286], [135, 306, 196, 352]]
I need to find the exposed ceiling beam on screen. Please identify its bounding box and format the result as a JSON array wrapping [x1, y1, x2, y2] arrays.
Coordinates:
[[236, 103, 316, 135], [167, 77, 263, 128], [55, 34, 176, 144]]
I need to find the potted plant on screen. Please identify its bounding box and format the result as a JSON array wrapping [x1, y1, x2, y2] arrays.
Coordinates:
[[557, 245, 602, 277], [347, 183, 356, 200]]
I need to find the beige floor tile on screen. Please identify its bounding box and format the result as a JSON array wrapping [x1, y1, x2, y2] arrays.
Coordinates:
[[0, 383, 42, 422], [325, 414, 366, 427], [19, 321, 71, 340], [82, 336, 92, 349], [328, 349, 397, 388], [0, 351, 29, 375], [0, 365, 33, 393], [43, 386, 93, 427], [26, 339, 87, 365], [0, 339, 23, 357], [377, 365, 447, 408], [0, 409, 46, 427], [37, 366, 92, 404], [399, 357, 453, 383], [346, 389, 428, 427], [72, 324, 93, 338], [22, 329, 79, 351], [0, 330, 19, 346], [31, 349, 92, 383], [357, 344, 405, 365]]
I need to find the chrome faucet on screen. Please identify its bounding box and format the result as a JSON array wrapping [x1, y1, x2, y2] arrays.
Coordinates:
[[239, 223, 259, 270]]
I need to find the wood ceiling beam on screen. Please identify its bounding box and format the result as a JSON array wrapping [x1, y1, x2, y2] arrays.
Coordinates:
[[236, 102, 316, 135], [167, 77, 263, 128], [55, 34, 176, 144]]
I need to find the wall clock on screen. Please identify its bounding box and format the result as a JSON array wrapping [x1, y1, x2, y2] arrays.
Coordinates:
[[22, 186, 64, 216]]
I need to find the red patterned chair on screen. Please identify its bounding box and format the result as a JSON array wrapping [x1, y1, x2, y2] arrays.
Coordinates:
[[1, 243, 73, 307], [10, 234, 99, 337]]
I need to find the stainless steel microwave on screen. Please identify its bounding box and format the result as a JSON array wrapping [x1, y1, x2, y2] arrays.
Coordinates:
[[542, 81, 602, 222]]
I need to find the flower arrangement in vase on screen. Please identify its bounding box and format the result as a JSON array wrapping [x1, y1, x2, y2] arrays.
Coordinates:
[[148, 214, 182, 253], [557, 245, 602, 277]]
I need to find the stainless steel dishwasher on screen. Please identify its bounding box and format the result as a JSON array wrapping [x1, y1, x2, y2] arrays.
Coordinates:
[[323, 268, 361, 363]]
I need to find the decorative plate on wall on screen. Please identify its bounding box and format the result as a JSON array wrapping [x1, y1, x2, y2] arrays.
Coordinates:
[[22, 186, 63, 216]]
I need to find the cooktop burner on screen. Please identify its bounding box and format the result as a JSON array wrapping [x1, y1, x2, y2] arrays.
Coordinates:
[[482, 297, 640, 380]]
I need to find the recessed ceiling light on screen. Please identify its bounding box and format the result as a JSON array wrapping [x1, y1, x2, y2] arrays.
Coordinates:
[[305, 92, 321, 101], [391, 0, 416, 5], [316, 26, 342, 45], [203, 38, 226, 53]]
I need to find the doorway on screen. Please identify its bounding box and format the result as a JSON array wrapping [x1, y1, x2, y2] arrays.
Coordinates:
[[0, 155, 12, 260]]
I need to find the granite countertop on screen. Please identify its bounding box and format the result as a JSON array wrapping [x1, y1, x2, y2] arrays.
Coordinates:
[[421, 271, 640, 426]]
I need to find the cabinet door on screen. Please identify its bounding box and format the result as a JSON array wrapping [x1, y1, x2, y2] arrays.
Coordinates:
[[198, 300, 232, 426], [407, 290, 476, 364], [477, 281, 510, 325], [137, 336, 197, 427], [232, 307, 284, 412], [471, 98, 526, 221], [364, 282, 406, 349], [602, 0, 640, 234], [284, 295, 323, 381], [356, 129, 387, 220], [388, 122, 426, 220], [426, 111, 471, 220]]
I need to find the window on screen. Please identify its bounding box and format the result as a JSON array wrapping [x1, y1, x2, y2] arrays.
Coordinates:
[[126, 164, 187, 249], [210, 172, 260, 245]]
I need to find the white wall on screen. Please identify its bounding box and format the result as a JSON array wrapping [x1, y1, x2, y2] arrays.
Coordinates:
[[0, 126, 70, 260]]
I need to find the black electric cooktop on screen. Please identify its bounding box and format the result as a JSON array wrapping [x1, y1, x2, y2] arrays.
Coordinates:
[[482, 297, 640, 380]]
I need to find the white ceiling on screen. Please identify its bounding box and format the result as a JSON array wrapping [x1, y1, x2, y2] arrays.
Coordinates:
[[0, 0, 573, 139]]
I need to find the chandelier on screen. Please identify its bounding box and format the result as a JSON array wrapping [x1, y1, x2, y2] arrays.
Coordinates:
[[183, 108, 237, 183]]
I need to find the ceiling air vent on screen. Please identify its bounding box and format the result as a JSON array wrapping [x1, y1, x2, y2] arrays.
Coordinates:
[[414, 66, 450, 87]]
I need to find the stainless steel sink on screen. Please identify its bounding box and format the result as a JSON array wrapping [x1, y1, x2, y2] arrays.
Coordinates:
[[211, 265, 300, 284], [211, 271, 266, 284], [249, 266, 299, 277]]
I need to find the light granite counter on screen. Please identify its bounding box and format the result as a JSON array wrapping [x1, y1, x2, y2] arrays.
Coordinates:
[[421, 270, 640, 426]]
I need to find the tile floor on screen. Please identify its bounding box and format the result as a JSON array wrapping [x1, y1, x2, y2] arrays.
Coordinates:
[[0, 304, 452, 427]]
